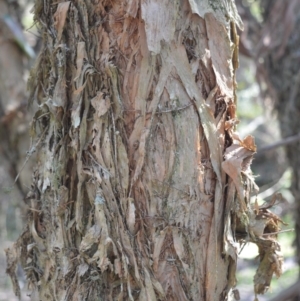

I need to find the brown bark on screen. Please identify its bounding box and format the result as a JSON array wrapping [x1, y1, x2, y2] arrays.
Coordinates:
[[6, 0, 283, 300]]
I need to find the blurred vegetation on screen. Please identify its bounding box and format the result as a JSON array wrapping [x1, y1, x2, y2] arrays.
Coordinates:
[[235, 1, 298, 298]]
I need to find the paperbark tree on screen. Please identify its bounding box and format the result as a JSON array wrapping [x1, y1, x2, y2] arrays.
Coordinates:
[[6, 0, 284, 300]]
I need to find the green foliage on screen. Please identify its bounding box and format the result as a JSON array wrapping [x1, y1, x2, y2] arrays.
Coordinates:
[[1, 186, 13, 194], [242, 0, 263, 22]]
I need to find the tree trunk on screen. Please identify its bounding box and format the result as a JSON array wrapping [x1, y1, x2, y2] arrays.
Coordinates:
[[6, 0, 283, 300]]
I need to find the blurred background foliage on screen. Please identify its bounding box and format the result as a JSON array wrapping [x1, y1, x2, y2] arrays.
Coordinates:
[[0, 0, 300, 300]]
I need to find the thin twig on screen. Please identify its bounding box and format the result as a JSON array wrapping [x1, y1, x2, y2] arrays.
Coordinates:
[[262, 228, 294, 236], [238, 242, 247, 255], [36, 112, 50, 120], [268, 279, 300, 301], [28, 208, 42, 213], [87, 152, 110, 176], [123, 103, 193, 115], [155, 103, 193, 114], [257, 133, 300, 155]]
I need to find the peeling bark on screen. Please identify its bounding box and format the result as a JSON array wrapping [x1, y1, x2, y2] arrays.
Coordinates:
[[8, 0, 281, 300]]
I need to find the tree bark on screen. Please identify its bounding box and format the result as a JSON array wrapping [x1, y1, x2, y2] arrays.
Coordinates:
[[7, 0, 283, 300]]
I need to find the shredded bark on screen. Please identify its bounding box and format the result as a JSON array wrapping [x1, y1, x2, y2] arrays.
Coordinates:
[[7, 0, 284, 300]]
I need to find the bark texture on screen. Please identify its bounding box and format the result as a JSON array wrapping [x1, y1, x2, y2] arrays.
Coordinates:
[[7, 0, 283, 300]]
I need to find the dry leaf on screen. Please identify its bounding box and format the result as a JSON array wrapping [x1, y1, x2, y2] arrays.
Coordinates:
[[240, 135, 257, 152], [225, 118, 239, 131], [254, 245, 283, 295], [222, 144, 254, 210]]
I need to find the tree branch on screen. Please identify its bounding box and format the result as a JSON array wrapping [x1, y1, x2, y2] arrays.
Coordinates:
[[257, 133, 300, 155], [268, 280, 300, 301]]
